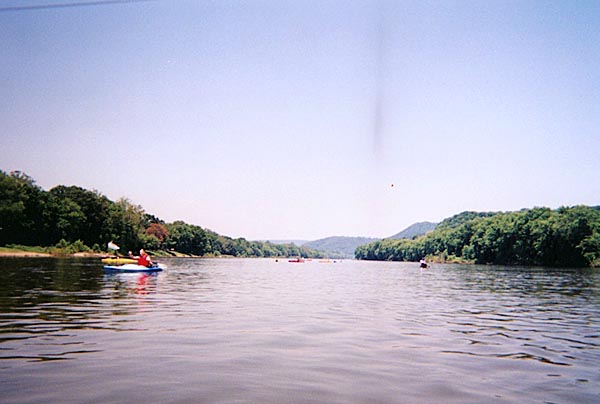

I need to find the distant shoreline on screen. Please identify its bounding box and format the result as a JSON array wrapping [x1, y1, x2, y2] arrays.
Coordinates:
[[0, 250, 105, 258], [0, 248, 228, 259], [0, 250, 52, 257]]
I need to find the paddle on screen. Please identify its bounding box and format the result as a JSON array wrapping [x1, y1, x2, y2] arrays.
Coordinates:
[[107, 241, 120, 257]]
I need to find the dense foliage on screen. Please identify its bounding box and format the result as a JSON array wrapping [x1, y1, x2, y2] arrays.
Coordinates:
[[356, 208, 600, 267], [0, 170, 323, 258]]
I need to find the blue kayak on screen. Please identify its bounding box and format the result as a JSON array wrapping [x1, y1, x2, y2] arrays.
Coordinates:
[[103, 264, 164, 273]]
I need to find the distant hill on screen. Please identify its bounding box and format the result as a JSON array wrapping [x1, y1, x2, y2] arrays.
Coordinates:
[[263, 240, 309, 246], [303, 236, 380, 258], [389, 222, 437, 239]]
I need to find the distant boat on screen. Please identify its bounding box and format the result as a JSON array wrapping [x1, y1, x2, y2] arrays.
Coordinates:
[[419, 259, 428, 269], [288, 258, 305, 263]]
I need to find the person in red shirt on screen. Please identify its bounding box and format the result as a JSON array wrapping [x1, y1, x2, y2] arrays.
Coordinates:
[[129, 249, 153, 267]]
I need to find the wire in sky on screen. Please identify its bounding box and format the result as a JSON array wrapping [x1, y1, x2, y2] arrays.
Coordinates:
[[0, 0, 156, 12]]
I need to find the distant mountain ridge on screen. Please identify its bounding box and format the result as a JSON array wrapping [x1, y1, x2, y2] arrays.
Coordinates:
[[303, 236, 380, 258], [270, 222, 438, 258], [388, 221, 437, 239], [263, 240, 309, 246], [260, 222, 438, 258]]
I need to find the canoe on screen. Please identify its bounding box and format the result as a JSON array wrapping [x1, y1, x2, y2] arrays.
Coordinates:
[[101, 257, 137, 265], [103, 264, 163, 273]]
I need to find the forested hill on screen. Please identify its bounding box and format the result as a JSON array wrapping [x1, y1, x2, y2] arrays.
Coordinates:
[[0, 170, 324, 258], [388, 221, 437, 239], [356, 207, 600, 267], [303, 236, 380, 258]]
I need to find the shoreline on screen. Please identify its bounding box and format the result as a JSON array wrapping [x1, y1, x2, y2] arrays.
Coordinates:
[[0, 251, 105, 258], [0, 251, 52, 257], [0, 249, 227, 259]]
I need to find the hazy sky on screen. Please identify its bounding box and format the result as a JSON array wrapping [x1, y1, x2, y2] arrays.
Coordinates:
[[1, 0, 599, 240]]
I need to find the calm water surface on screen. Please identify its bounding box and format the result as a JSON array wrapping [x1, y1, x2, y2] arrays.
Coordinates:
[[0, 257, 598, 403]]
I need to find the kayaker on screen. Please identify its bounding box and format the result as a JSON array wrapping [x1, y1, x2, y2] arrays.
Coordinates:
[[129, 249, 153, 267]]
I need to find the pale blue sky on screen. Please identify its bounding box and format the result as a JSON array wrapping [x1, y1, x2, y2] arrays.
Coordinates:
[[1, 0, 599, 240]]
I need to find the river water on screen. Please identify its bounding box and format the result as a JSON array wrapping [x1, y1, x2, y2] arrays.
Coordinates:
[[0, 257, 598, 403]]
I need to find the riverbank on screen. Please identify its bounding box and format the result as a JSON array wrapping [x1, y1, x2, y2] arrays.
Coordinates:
[[423, 253, 600, 268], [0, 249, 51, 257], [0, 247, 106, 258], [0, 246, 216, 259]]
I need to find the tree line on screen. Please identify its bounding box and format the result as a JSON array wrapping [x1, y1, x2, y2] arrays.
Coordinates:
[[355, 207, 600, 267], [0, 170, 323, 258]]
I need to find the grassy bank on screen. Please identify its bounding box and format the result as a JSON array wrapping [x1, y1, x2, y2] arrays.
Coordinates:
[[0, 245, 51, 257], [0, 244, 198, 259], [0, 244, 107, 257]]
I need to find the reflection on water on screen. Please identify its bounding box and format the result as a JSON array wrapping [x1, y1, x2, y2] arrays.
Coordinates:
[[103, 272, 160, 297], [0, 258, 162, 363], [0, 257, 598, 403]]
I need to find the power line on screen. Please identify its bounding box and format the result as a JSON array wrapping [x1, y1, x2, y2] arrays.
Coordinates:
[[0, 0, 156, 12]]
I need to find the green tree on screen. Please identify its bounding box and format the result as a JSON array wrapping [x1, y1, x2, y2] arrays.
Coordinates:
[[0, 170, 47, 246], [107, 198, 146, 251], [356, 206, 600, 267], [165, 221, 208, 255], [47, 186, 114, 247]]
